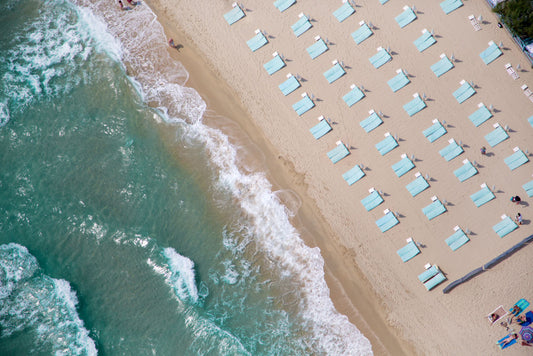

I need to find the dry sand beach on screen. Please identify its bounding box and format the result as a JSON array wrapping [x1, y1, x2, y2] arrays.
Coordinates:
[[144, 0, 532, 354]]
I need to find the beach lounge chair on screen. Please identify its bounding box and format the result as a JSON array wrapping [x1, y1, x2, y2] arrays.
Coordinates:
[[440, 0, 463, 14], [453, 80, 476, 103], [380, 0, 390, 4], [392, 154, 415, 177], [522, 84, 533, 98], [484, 123, 509, 147], [327, 140, 350, 163], [264, 52, 286, 75], [422, 196, 447, 220], [505, 63, 520, 80], [247, 30, 268, 52], [439, 139, 464, 161], [497, 335, 518, 350], [470, 183, 495, 207], [424, 272, 446, 291], [488, 305, 508, 325], [406, 172, 429, 197], [376, 209, 399, 232], [395, 5, 417, 28], [510, 299, 530, 316], [468, 103, 492, 127], [333, 0, 355, 23], [468, 15, 481, 31], [279, 73, 301, 96], [307, 37, 328, 59], [418, 265, 440, 283], [309, 116, 331, 139], [403, 93, 426, 117], [343, 164, 365, 185], [454, 159, 478, 182], [423, 119, 447, 143], [523, 180, 533, 197], [343, 84, 365, 107], [292, 92, 315, 116], [324, 61, 346, 84], [445, 226, 470, 251], [387, 69, 410, 92], [369, 47, 392, 69], [273, 0, 296, 12], [431, 53, 454, 77], [359, 109, 382, 132], [504, 147, 529, 170], [414, 29, 436, 52], [351, 21, 373, 45], [492, 214, 518, 238], [292, 13, 312, 37], [375, 132, 399, 156], [528, 115, 533, 128], [224, 2, 246, 25], [480, 41, 503, 65], [361, 188, 384, 211], [397, 239, 420, 262]]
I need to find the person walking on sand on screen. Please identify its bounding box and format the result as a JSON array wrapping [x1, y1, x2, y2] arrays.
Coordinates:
[[480, 146, 486, 155], [516, 213, 523, 225], [168, 38, 176, 48], [118, 0, 124, 9]]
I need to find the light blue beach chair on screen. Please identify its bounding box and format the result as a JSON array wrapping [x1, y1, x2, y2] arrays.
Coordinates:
[[375, 133, 398, 156], [528, 115, 533, 128], [470, 184, 495, 207], [454, 159, 478, 182], [445, 226, 470, 251], [422, 197, 447, 220], [392, 154, 415, 177], [279, 74, 301, 96], [504, 147, 529, 170], [480, 41, 503, 65], [360, 110, 382, 132], [342, 165, 365, 185], [292, 93, 315, 116], [376, 210, 399, 232], [406, 173, 429, 197], [361, 188, 384, 211], [333, 1, 355, 23], [423, 119, 447, 143], [292, 13, 312, 37], [484, 124, 509, 147], [403, 93, 426, 116], [351, 22, 373, 45], [309, 116, 331, 139], [324, 62, 346, 84], [439, 139, 463, 161], [418, 265, 440, 283], [468, 103, 492, 127], [343, 84, 365, 107], [273, 0, 296, 12], [492, 214, 518, 238], [395, 6, 417, 28], [307, 37, 328, 59], [247, 30, 268, 52], [264, 52, 286, 75], [369, 47, 392, 69], [440, 0, 463, 14], [510, 299, 530, 316], [414, 29, 436, 52], [327, 141, 350, 163], [431, 54, 454, 77], [387, 69, 410, 92], [523, 180, 533, 197], [380, 0, 390, 4], [453, 80, 476, 104], [224, 3, 246, 25], [397, 240, 420, 262], [424, 272, 446, 291]]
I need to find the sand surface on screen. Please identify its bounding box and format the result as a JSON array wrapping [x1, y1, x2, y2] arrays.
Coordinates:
[[144, 0, 533, 354]]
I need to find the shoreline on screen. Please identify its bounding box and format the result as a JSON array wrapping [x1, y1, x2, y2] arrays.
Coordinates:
[[148, 3, 411, 355], [143, 0, 533, 355]]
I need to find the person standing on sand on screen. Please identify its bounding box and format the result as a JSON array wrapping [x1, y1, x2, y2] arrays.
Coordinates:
[[168, 38, 176, 48], [511, 195, 521, 205], [515, 213, 523, 225], [118, 0, 124, 9]]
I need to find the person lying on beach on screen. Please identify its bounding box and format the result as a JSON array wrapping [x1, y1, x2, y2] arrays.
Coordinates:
[[511, 305, 522, 316], [490, 313, 499, 322], [499, 333, 518, 348]]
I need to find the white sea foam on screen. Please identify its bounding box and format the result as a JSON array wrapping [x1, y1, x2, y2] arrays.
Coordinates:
[[73, 0, 373, 354], [0, 243, 97, 356]]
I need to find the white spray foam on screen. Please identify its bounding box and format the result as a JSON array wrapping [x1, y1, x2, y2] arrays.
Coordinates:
[[71, 1, 373, 354]]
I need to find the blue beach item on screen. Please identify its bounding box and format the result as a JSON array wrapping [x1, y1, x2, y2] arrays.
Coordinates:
[[439, 139, 463, 161], [327, 141, 350, 163], [470, 185, 495, 207], [224, 4, 246, 25], [324, 62, 346, 84], [375, 134, 398, 156], [395, 6, 417, 28], [445, 227, 470, 251], [480, 41, 503, 65], [406, 174, 429, 197], [414, 30, 436, 52], [423, 120, 447, 143], [333, 1, 355, 22], [392, 155, 415, 177], [523, 180, 533, 197], [403, 94, 426, 116], [343, 85, 365, 107], [469, 103, 492, 127], [431, 54, 454, 77], [422, 198, 446, 220], [351, 23, 373, 44], [504, 148, 529, 170], [454, 160, 478, 182], [387, 70, 410, 92], [484, 125, 509, 147], [247, 31, 268, 52], [361, 190, 384, 211], [397, 241, 420, 262], [306, 38, 328, 59], [279, 75, 300, 96], [309, 118, 331, 139], [492, 215, 518, 238], [264, 53, 286, 75], [292, 14, 312, 37], [424, 273, 446, 291], [453, 80, 476, 103], [440, 0, 463, 14], [342, 165, 365, 185], [418, 265, 439, 283], [369, 47, 392, 69], [376, 210, 399, 232], [359, 110, 382, 132], [292, 94, 315, 116], [273, 0, 296, 12]]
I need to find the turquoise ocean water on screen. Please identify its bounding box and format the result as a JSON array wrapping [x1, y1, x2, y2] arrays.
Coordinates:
[[0, 0, 372, 354]]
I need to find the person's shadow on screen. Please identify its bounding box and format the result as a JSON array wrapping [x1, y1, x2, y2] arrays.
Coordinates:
[[174, 44, 184, 52]]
